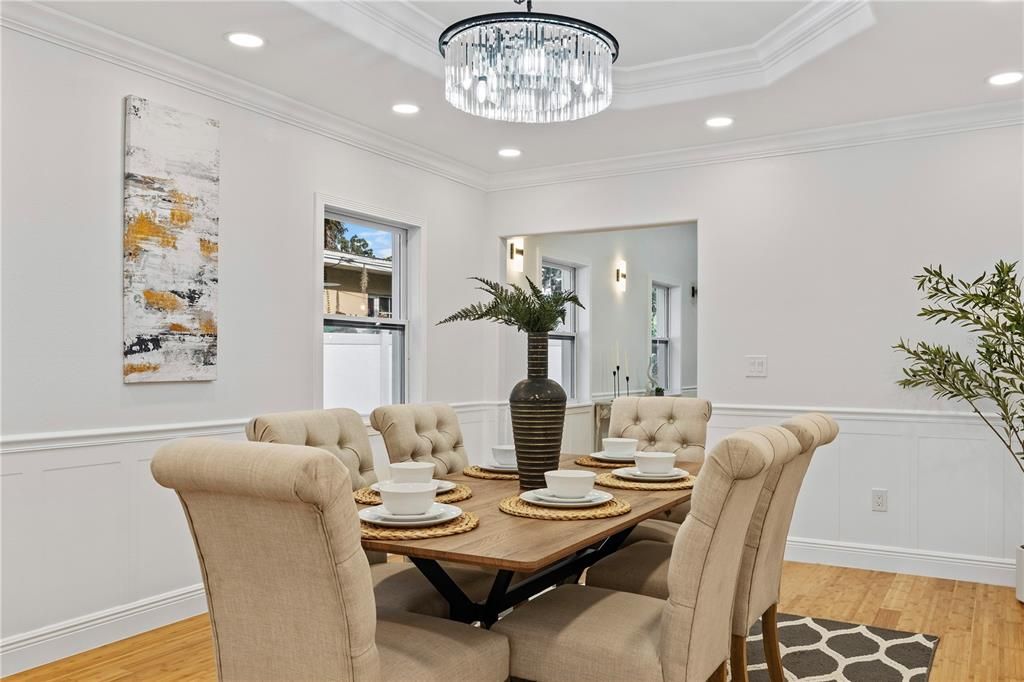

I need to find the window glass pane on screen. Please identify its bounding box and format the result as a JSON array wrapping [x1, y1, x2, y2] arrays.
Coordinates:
[[324, 217, 395, 319], [652, 340, 669, 391], [651, 285, 668, 338], [542, 261, 575, 333], [548, 336, 575, 399], [323, 321, 405, 414]]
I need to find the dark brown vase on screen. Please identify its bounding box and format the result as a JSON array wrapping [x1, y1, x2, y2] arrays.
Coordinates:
[[510, 332, 567, 490]]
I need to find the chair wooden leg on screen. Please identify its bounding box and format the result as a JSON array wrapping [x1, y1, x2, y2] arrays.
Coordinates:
[[707, 661, 727, 682], [762, 603, 785, 682], [730, 633, 749, 682]]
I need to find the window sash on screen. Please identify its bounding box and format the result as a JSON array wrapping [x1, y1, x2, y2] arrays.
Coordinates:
[[548, 332, 576, 400]]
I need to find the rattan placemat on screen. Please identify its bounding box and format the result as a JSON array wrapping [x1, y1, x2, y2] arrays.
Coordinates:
[[574, 455, 626, 469], [353, 484, 472, 506], [360, 512, 479, 540], [497, 495, 631, 520], [596, 472, 696, 491], [463, 465, 519, 480]]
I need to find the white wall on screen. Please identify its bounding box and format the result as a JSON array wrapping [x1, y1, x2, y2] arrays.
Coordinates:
[[0, 25, 500, 674], [506, 224, 698, 400], [488, 124, 1024, 587]]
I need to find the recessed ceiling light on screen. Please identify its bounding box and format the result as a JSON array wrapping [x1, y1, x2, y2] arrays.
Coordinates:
[[705, 116, 734, 128], [392, 103, 420, 115], [498, 148, 522, 158], [226, 32, 264, 49], [988, 71, 1023, 86]]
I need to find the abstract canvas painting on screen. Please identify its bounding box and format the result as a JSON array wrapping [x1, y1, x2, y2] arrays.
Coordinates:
[[123, 95, 220, 382]]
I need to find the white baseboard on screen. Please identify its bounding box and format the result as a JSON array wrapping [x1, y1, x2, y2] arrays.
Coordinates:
[[0, 584, 207, 676], [786, 537, 1017, 587]]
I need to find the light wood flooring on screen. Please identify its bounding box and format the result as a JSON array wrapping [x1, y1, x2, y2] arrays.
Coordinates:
[[5, 562, 1023, 681]]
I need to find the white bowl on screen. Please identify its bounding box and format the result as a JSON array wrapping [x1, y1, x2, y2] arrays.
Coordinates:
[[603, 437, 638, 457], [389, 461, 435, 484], [492, 445, 517, 467], [544, 470, 596, 499], [377, 482, 437, 515], [634, 452, 676, 475]]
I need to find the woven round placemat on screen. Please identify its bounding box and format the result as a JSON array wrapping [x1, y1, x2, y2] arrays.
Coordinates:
[[463, 465, 519, 480], [574, 455, 626, 469], [353, 484, 473, 506], [595, 472, 696, 491], [497, 495, 631, 520], [360, 512, 479, 540]]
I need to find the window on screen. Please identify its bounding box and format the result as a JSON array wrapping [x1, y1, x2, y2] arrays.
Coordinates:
[[651, 284, 670, 391], [323, 212, 406, 413], [542, 260, 577, 399]]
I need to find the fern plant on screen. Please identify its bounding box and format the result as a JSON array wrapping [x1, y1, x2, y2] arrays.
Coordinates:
[[895, 260, 1024, 473], [438, 277, 584, 333]]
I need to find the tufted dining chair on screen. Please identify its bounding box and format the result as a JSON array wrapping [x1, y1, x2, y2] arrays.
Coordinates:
[[609, 396, 711, 533], [584, 413, 839, 682], [492, 426, 797, 682], [246, 408, 377, 490], [370, 403, 468, 478], [246, 407, 496, 616], [151, 438, 509, 682]]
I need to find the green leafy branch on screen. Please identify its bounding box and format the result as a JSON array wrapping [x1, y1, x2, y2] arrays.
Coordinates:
[[895, 261, 1024, 474], [438, 277, 584, 334]]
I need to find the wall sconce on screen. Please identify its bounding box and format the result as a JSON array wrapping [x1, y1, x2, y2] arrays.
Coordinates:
[[615, 260, 627, 292], [508, 237, 525, 273]]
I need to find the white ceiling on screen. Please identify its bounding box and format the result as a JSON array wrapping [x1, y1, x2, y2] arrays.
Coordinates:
[[37, 1, 1024, 176]]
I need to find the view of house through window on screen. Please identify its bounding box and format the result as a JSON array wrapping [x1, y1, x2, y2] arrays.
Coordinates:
[[323, 212, 406, 413], [542, 260, 577, 400]]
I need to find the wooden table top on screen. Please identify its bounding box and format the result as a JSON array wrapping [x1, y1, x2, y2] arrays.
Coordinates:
[[361, 455, 698, 572]]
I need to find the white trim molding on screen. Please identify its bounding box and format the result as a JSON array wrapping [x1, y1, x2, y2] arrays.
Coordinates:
[[290, 0, 875, 110], [785, 537, 1017, 587], [486, 100, 1024, 191], [0, 585, 207, 676], [0, 1, 490, 190]]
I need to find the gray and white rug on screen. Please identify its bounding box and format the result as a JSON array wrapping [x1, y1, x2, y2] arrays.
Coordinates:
[[744, 613, 939, 682]]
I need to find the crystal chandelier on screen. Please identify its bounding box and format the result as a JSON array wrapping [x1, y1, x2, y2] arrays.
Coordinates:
[[438, 0, 619, 123]]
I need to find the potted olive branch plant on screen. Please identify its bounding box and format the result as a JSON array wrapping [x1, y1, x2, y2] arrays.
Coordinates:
[[439, 277, 584, 489], [894, 260, 1023, 601]]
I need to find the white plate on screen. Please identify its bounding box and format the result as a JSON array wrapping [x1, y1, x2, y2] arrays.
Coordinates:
[[359, 503, 462, 528], [590, 450, 637, 462], [478, 462, 519, 473], [371, 479, 456, 494], [520, 489, 613, 508], [372, 502, 446, 522], [612, 467, 689, 482], [531, 488, 605, 504]]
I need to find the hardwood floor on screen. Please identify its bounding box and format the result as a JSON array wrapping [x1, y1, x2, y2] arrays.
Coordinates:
[[6, 562, 1023, 681]]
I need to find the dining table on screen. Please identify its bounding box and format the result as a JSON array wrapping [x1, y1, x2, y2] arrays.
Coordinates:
[[361, 454, 700, 627]]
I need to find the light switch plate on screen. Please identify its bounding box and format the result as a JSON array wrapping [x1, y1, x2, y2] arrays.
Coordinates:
[[745, 355, 767, 377]]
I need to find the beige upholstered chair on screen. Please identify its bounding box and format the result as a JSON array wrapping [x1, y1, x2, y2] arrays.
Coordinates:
[[492, 426, 799, 682], [245, 408, 496, 615], [246, 408, 377, 490], [585, 413, 839, 682], [247, 408, 384, 564], [151, 438, 509, 682], [610, 396, 712, 534], [370, 403, 468, 477]]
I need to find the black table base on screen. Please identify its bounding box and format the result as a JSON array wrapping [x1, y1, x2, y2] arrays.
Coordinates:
[[409, 526, 634, 627]]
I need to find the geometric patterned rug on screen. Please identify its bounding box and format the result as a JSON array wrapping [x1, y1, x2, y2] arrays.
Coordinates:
[[744, 613, 940, 681]]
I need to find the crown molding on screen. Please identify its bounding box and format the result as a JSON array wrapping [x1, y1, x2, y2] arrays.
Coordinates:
[[0, 1, 490, 190], [290, 0, 874, 110], [614, 0, 875, 109], [485, 99, 1024, 191]]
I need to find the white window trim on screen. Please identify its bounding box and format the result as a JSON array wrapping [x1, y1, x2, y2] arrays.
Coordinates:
[[314, 193, 425, 413]]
